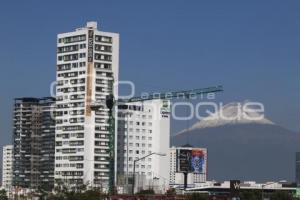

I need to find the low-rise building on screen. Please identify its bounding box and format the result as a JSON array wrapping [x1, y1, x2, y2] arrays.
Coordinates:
[[183, 180, 296, 198], [2, 145, 13, 190]]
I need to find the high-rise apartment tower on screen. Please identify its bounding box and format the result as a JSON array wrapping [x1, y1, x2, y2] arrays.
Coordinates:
[[55, 21, 119, 188], [12, 97, 55, 190]]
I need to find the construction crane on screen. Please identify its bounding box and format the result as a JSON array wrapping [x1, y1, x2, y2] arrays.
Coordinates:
[[90, 85, 223, 194]]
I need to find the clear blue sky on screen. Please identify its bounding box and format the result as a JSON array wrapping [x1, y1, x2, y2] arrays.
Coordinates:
[[0, 0, 299, 150]]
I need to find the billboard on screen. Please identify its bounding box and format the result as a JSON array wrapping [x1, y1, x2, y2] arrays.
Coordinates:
[[177, 148, 205, 173]]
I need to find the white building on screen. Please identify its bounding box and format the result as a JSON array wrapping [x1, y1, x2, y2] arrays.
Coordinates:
[[2, 145, 13, 190], [184, 180, 295, 194], [116, 100, 170, 193], [169, 146, 207, 188], [55, 21, 119, 188]]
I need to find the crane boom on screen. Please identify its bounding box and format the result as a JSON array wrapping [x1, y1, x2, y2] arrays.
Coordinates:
[[90, 85, 223, 194], [119, 85, 223, 103]]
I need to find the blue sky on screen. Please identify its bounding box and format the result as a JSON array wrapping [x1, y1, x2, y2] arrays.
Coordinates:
[[0, 0, 299, 149]]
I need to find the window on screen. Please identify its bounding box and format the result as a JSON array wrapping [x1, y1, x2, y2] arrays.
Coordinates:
[[95, 35, 112, 43], [79, 62, 85, 67], [80, 44, 86, 49]]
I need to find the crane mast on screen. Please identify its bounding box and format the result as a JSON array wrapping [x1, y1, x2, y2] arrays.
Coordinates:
[[90, 85, 223, 194]]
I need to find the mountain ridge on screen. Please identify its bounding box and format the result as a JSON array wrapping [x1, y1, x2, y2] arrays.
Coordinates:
[[177, 101, 275, 135], [171, 102, 300, 182]]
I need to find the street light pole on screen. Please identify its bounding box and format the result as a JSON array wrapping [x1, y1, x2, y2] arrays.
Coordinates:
[[132, 159, 137, 195], [132, 152, 166, 195]]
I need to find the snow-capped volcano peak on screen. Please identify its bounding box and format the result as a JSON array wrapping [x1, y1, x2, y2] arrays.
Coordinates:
[[189, 101, 274, 130]]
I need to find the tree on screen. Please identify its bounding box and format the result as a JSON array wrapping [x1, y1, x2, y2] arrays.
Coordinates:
[[186, 192, 208, 200], [0, 189, 8, 200], [166, 188, 176, 196], [239, 190, 261, 200], [136, 189, 155, 195], [270, 191, 293, 200], [46, 190, 102, 200]]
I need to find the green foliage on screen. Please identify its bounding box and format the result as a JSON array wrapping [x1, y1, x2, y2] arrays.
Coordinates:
[[239, 190, 261, 200], [269, 191, 293, 200], [0, 190, 8, 200], [166, 188, 176, 195], [186, 192, 208, 200], [136, 189, 155, 195], [46, 190, 102, 200]]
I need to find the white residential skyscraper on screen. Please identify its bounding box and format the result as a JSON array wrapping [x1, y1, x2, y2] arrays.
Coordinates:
[[55, 22, 119, 188], [117, 100, 170, 193], [2, 145, 13, 190]]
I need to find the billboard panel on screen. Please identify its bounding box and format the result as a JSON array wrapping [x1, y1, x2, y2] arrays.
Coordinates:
[[177, 149, 192, 172], [177, 148, 205, 173], [191, 149, 205, 173]]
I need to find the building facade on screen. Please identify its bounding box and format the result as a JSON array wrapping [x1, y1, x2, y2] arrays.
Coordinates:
[[169, 146, 207, 188], [116, 100, 170, 193], [55, 21, 119, 188], [2, 145, 13, 190], [39, 98, 56, 190], [296, 152, 300, 185], [12, 97, 55, 190]]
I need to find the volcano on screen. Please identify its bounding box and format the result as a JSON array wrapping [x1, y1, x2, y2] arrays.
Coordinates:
[[171, 102, 300, 182]]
